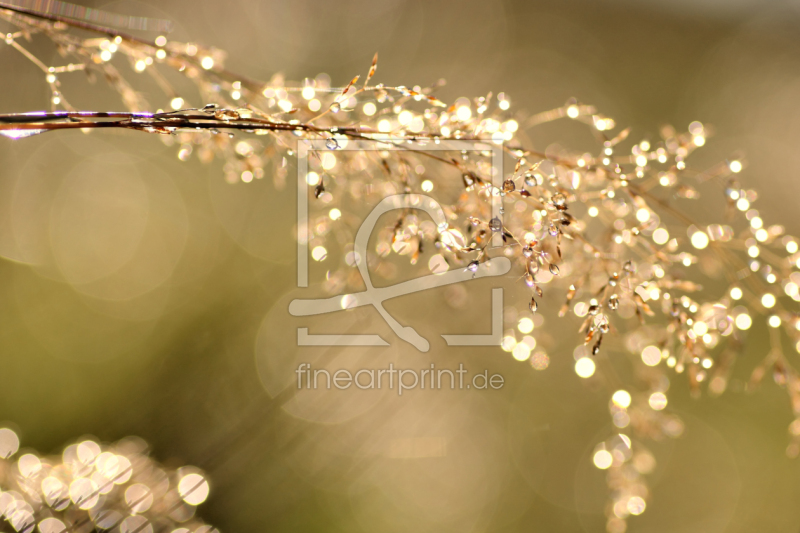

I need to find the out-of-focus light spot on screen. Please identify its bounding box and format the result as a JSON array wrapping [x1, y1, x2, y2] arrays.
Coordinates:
[[177, 144, 192, 161], [627, 496, 646, 516], [125, 483, 153, 513], [593, 449, 612, 469], [329, 208, 341, 221], [762, 293, 776, 308], [512, 343, 532, 361], [501, 335, 516, 352], [653, 228, 669, 245], [785, 282, 799, 297], [178, 473, 209, 505], [170, 97, 184, 110], [69, 477, 99, 510], [641, 345, 661, 366], [730, 287, 743, 300], [456, 105, 472, 122], [530, 352, 549, 370], [428, 254, 448, 275], [691, 231, 709, 249], [612, 390, 631, 408], [39, 518, 66, 533], [340, 294, 358, 309], [567, 105, 579, 118], [18, 453, 42, 477], [649, 392, 667, 410], [518, 317, 534, 334], [692, 321, 708, 336], [421, 180, 434, 192], [575, 357, 596, 378], [201, 56, 214, 70], [0, 428, 20, 458], [321, 152, 336, 170], [769, 315, 781, 328], [588, 206, 599, 217], [729, 160, 742, 173], [398, 110, 413, 125], [301, 86, 315, 100], [735, 313, 752, 330], [363, 102, 376, 116], [311, 246, 327, 261], [636, 208, 650, 222], [308, 99, 321, 112]]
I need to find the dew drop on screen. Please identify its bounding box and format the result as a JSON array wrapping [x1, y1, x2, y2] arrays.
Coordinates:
[[529, 298, 538, 313], [549, 264, 560, 276], [608, 295, 620, 310], [524, 173, 535, 187], [489, 217, 503, 232]]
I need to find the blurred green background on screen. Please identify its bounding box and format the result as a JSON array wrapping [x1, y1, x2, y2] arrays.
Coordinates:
[[2, 0, 800, 531]]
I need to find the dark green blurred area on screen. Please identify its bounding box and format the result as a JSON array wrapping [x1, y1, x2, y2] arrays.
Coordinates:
[[2, 0, 800, 531]]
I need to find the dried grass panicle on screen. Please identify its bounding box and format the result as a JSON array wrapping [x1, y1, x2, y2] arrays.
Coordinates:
[[2, 4, 800, 531]]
